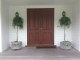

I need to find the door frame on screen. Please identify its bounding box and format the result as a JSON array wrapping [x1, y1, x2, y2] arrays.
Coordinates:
[[26, 8, 55, 47]]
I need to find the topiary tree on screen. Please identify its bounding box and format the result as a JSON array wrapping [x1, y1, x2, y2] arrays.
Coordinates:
[[12, 12, 23, 42], [59, 11, 71, 41]]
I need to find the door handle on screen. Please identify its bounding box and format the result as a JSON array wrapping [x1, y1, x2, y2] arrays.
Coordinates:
[[39, 21, 42, 28]]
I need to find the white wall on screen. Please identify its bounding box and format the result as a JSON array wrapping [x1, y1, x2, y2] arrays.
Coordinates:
[[9, 5, 73, 47], [0, 0, 2, 52], [1, 0, 9, 51], [72, 0, 80, 51]]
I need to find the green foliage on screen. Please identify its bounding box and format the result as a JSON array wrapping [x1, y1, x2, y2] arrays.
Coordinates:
[[12, 15, 23, 29], [59, 16, 71, 28], [61, 41, 72, 44], [11, 41, 22, 44]]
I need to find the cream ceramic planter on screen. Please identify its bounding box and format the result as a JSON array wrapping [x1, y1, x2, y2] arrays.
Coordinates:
[[11, 41, 22, 50], [60, 41, 72, 49]]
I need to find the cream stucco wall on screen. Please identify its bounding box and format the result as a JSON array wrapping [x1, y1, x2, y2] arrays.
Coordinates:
[[9, 5, 73, 47]]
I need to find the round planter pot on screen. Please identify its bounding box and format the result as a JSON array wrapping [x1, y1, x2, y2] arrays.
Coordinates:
[[11, 41, 22, 50], [60, 41, 72, 49]]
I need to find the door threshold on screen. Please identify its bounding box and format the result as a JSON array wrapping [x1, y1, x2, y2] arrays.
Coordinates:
[[25, 44, 56, 48]]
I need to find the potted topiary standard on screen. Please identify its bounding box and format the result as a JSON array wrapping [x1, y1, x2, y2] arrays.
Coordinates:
[[11, 12, 23, 49], [59, 11, 72, 49]]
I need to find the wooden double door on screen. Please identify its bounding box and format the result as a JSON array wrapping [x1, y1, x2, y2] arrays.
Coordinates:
[[27, 8, 54, 47]]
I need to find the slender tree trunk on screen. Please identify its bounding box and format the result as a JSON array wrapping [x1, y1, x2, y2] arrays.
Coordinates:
[[16, 26, 18, 42], [64, 26, 65, 41]]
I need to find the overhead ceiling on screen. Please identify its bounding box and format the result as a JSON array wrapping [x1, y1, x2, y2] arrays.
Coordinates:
[[3, 0, 78, 6]]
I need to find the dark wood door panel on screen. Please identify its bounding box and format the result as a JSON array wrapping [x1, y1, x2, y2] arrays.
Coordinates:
[[28, 32, 39, 45], [40, 32, 52, 44], [29, 12, 40, 30], [40, 12, 53, 30]]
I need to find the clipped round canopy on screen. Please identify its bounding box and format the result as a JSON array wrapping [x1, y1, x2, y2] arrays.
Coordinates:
[[59, 11, 71, 28], [12, 12, 23, 29]]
